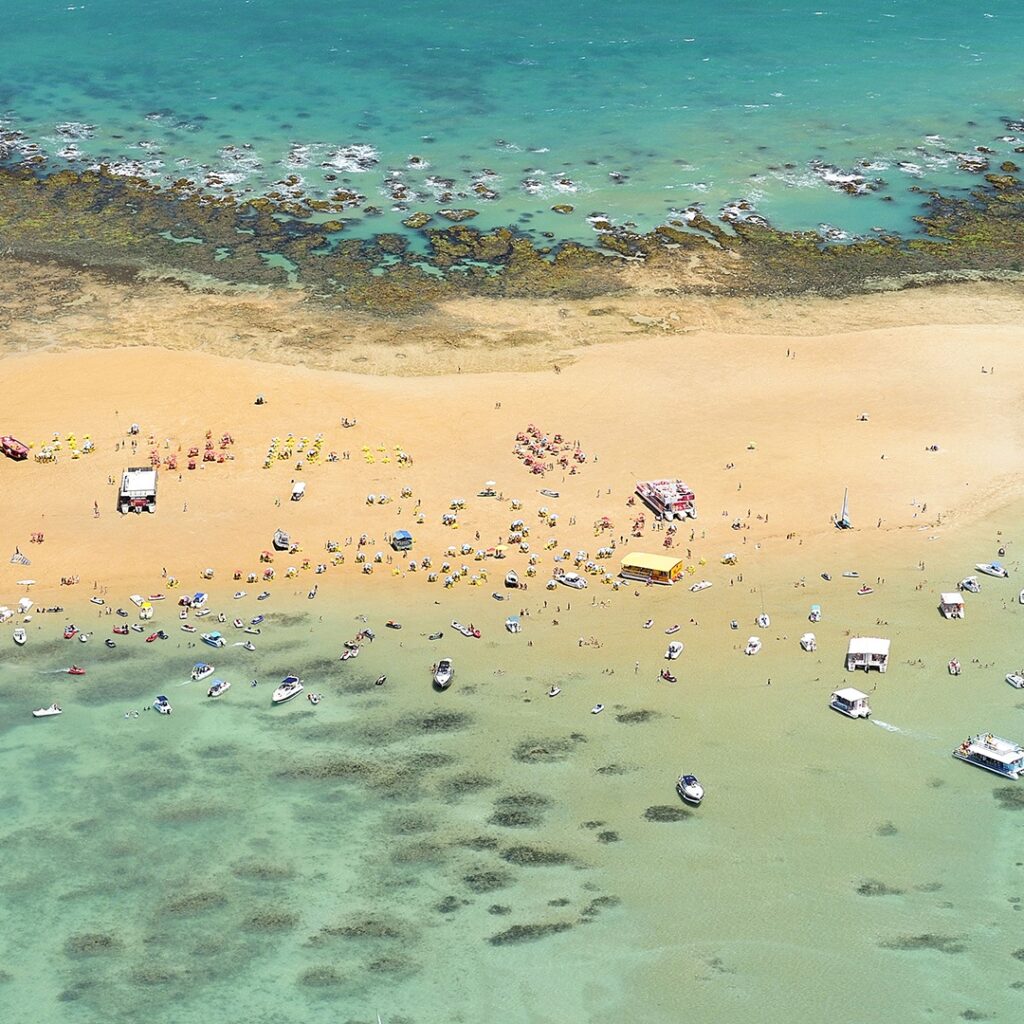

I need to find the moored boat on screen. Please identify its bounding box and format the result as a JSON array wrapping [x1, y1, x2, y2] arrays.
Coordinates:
[[152, 695, 172, 715], [953, 733, 1023, 778], [207, 678, 231, 698], [665, 641, 683, 660], [13, 627, 26, 645], [505, 615, 521, 633], [32, 703, 62, 718], [1006, 672, 1024, 690], [433, 658, 454, 690], [113, 625, 129, 635], [745, 636, 761, 656], [547, 685, 561, 697], [505, 570, 519, 588], [660, 669, 677, 683], [67, 665, 86, 675], [272, 675, 304, 704], [201, 631, 227, 648], [857, 584, 874, 596], [191, 662, 215, 682], [181, 624, 197, 634], [665, 624, 680, 635], [591, 703, 605, 714], [829, 687, 871, 718], [105, 638, 116, 649], [690, 580, 712, 592], [948, 658, 961, 676], [676, 774, 704, 806], [800, 632, 816, 652], [959, 576, 981, 593], [63, 625, 78, 640], [809, 604, 821, 623], [976, 562, 1009, 578], [756, 612, 770, 629]]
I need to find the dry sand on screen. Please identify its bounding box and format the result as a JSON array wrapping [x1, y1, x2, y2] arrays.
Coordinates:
[[2, 263, 1024, 614]]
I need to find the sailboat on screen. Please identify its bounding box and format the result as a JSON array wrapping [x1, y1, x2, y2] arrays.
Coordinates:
[[833, 487, 852, 530]]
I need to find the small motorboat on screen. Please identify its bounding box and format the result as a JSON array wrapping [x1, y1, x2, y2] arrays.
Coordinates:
[[272, 675, 304, 704], [665, 624, 680, 635], [385, 620, 402, 630], [130, 623, 144, 633], [340, 646, 359, 661], [234, 591, 246, 600], [13, 627, 26, 646], [272, 529, 290, 552], [800, 632, 817, 652], [207, 678, 231, 698], [959, 576, 981, 593], [1019, 589, 1024, 605], [78, 632, 91, 643], [67, 666, 86, 675], [505, 615, 521, 634], [756, 613, 770, 629], [116, 608, 129, 617], [433, 658, 454, 690], [33, 703, 62, 718], [242, 641, 256, 652], [181, 624, 197, 634], [146, 632, 159, 643], [690, 580, 712, 592], [257, 591, 271, 601], [660, 669, 677, 683], [63, 625, 78, 640], [491, 592, 505, 601], [113, 625, 129, 635], [821, 572, 832, 581], [195, 609, 211, 618], [745, 637, 762, 656], [591, 704, 605, 714], [948, 658, 961, 676], [233, 618, 244, 629], [251, 615, 265, 626], [90, 597, 104, 606], [643, 619, 654, 629], [428, 631, 443, 641], [842, 571, 859, 579], [729, 620, 739, 630], [857, 585, 874, 596], [149, 594, 166, 602], [179, 609, 189, 620], [557, 572, 587, 590], [153, 695, 172, 715], [977, 562, 1009, 578], [665, 641, 683, 660], [243, 626, 261, 635], [191, 663, 215, 682], [201, 632, 227, 648], [1007, 672, 1024, 690], [676, 774, 704, 806], [809, 604, 821, 623], [540, 489, 560, 498], [156, 630, 169, 640], [547, 685, 561, 697], [216, 613, 226, 623], [307, 692, 322, 705], [505, 570, 519, 589], [105, 638, 117, 649], [452, 621, 475, 638], [375, 675, 386, 686]]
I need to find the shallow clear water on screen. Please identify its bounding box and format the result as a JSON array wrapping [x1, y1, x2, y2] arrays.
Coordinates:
[[2, 502, 1024, 1021], [5, 1, 1024, 243]]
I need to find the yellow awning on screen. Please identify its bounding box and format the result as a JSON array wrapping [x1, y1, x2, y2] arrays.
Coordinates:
[[620, 552, 684, 573]]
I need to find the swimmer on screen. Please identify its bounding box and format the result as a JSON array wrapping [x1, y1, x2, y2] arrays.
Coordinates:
[[250, 679, 258, 687]]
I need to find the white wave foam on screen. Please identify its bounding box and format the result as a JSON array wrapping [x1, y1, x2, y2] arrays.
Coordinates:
[[321, 143, 379, 172]]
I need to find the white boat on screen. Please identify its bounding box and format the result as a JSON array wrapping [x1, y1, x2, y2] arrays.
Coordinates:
[[153, 695, 172, 715], [841, 571, 859, 579], [32, 703, 62, 718], [130, 623, 144, 633], [953, 733, 1024, 778], [233, 618, 244, 629], [272, 675, 303, 704], [676, 774, 704, 806], [433, 658, 454, 690], [665, 624, 680, 635], [830, 687, 871, 719], [745, 636, 762, 656], [78, 632, 90, 643], [451, 620, 479, 638], [339, 645, 359, 661], [207, 679, 231, 698], [643, 619, 654, 629], [505, 570, 519, 588], [591, 704, 605, 714], [809, 604, 821, 623], [833, 487, 852, 530], [959, 576, 981, 593], [13, 628, 26, 646], [1019, 589, 1024, 605], [90, 597, 104, 606], [242, 641, 256, 652], [243, 626, 261, 635], [948, 658, 961, 676], [201, 631, 226, 648], [665, 641, 683, 660], [690, 580, 712, 592], [547, 686, 561, 697], [756, 612, 770, 629], [1006, 672, 1024, 690], [800, 632, 817, 652], [272, 529, 290, 552], [195, 609, 211, 618], [191, 662, 215, 682], [129, 594, 144, 607], [234, 591, 246, 600], [181, 624, 197, 634], [976, 562, 1009, 578], [505, 615, 521, 634], [179, 609, 189, 620], [556, 572, 587, 590]]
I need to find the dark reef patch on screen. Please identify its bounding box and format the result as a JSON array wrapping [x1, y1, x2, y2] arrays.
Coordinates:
[[500, 845, 573, 867], [643, 805, 693, 823], [488, 921, 574, 945], [856, 879, 904, 897], [614, 709, 660, 724], [878, 933, 967, 954], [64, 932, 121, 957], [994, 786, 1024, 810]]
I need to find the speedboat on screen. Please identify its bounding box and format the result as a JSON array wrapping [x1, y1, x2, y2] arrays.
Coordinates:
[[591, 704, 605, 714], [67, 665, 86, 675], [1019, 589, 1024, 605], [547, 685, 561, 697], [800, 632, 816, 652], [195, 609, 211, 618], [272, 675, 304, 704], [191, 663, 215, 682], [842, 571, 859, 579], [505, 570, 519, 588], [216, 613, 225, 623], [152, 695, 172, 715], [829, 687, 871, 718], [643, 619, 654, 629], [756, 613, 770, 629], [257, 591, 270, 601], [540, 489, 560, 498], [90, 597, 104, 606], [690, 580, 712, 592], [451, 621, 480, 638], [13, 628, 26, 646], [243, 626, 261, 636], [959, 576, 981, 593], [557, 572, 587, 590], [953, 733, 1024, 778], [251, 615, 265, 626], [809, 604, 821, 623], [233, 618, 244, 629], [660, 669, 677, 683], [730, 620, 739, 630], [78, 632, 90, 643], [374, 676, 386, 687], [63, 625, 78, 640], [857, 585, 874, 596], [207, 678, 231, 698], [179, 609, 189, 620], [977, 562, 1009, 578], [105, 638, 117, 649], [385, 620, 402, 630], [201, 631, 227, 648], [234, 591, 246, 600], [272, 529, 290, 552], [676, 774, 704, 806], [428, 631, 443, 641], [242, 641, 256, 652], [1006, 672, 1024, 690], [505, 615, 521, 633], [433, 658, 454, 690], [181, 624, 197, 634], [745, 637, 761, 656], [948, 658, 961, 676], [665, 641, 683, 660], [130, 623, 144, 633], [339, 646, 359, 660], [116, 608, 129, 617], [113, 625, 129, 635], [665, 624, 680, 635], [33, 703, 62, 718], [145, 632, 159, 643], [308, 691, 322, 704]]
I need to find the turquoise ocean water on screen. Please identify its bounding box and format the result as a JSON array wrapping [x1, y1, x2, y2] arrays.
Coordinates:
[[4, 1, 1024, 243]]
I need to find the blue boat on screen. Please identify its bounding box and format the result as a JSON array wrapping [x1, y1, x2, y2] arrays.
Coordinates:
[[201, 631, 226, 648], [953, 734, 1023, 778], [153, 695, 172, 715]]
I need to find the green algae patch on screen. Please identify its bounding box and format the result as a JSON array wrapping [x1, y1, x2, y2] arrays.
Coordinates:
[[488, 921, 574, 945]]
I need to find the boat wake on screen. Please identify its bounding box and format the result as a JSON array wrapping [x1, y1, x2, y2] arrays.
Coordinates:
[[871, 719, 905, 734]]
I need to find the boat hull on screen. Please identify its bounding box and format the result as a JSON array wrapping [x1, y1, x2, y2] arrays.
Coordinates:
[[952, 752, 1020, 779], [830, 702, 870, 719]]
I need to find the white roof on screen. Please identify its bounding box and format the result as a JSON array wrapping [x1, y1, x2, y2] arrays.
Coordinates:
[[967, 735, 1024, 764], [940, 592, 964, 605], [292, 481, 306, 492], [832, 687, 869, 703], [847, 637, 890, 656]]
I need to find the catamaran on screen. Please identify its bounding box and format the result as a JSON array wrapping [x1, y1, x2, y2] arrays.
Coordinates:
[[833, 487, 852, 530], [952, 734, 1023, 779]]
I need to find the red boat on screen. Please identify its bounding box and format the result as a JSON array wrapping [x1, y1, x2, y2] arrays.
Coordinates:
[[63, 625, 78, 640], [113, 625, 129, 635], [145, 632, 159, 643], [661, 669, 677, 683], [67, 666, 86, 676], [0, 435, 29, 461]]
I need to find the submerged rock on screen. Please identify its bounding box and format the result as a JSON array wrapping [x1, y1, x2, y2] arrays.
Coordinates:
[[438, 208, 479, 222], [879, 933, 967, 954], [488, 921, 573, 945], [64, 932, 121, 957], [402, 211, 431, 229]]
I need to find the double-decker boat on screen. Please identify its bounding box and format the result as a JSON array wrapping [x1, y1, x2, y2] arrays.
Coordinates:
[[953, 734, 1023, 779]]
